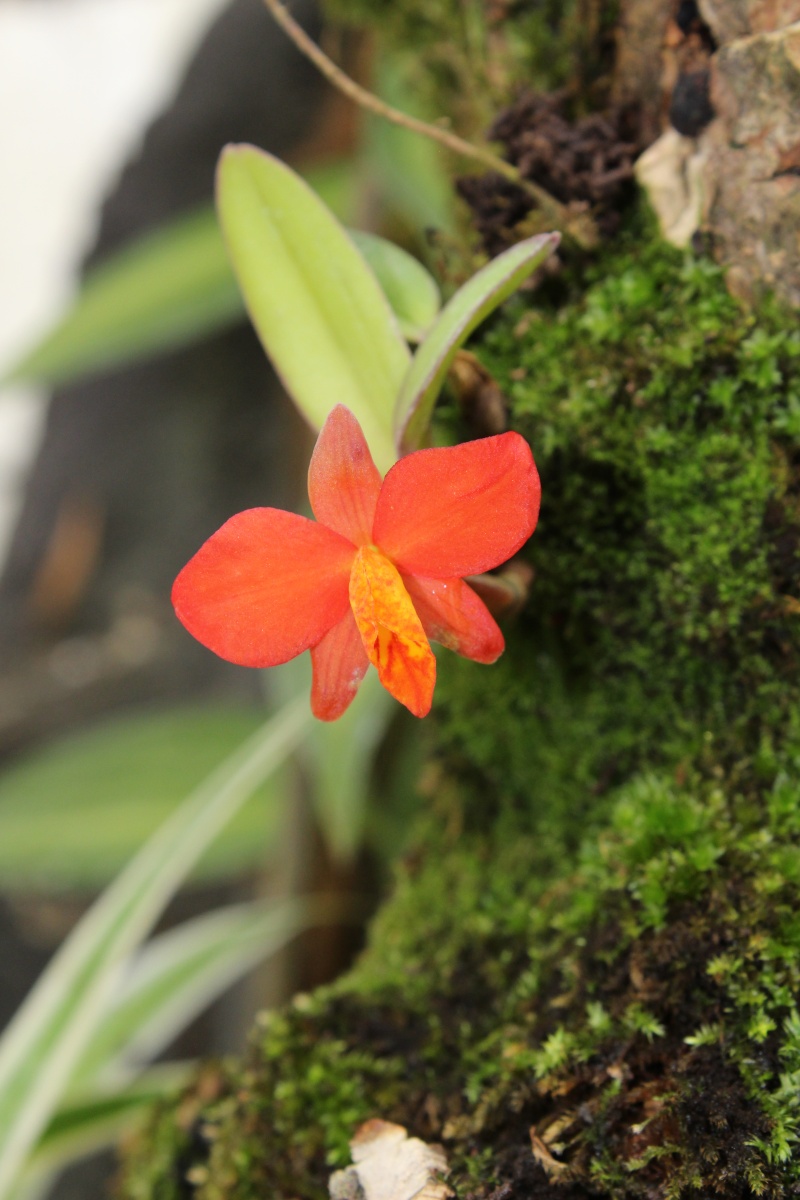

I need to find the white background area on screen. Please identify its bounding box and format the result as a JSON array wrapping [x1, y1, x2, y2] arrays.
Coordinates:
[[0, 0, 231, 563]]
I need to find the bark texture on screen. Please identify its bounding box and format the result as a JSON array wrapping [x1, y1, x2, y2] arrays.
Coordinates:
[[704, 20, 800, 306]]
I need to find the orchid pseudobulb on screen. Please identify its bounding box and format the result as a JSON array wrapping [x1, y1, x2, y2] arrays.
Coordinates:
[[172, 406, 540, 720]]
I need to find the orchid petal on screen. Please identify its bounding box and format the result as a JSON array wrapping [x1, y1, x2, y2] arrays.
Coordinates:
[[373, 432, 540, 578], [402, 575, 504, 663], [310, 610, 369, 722], [308, 406, 382, 545], [172, 509, 354, 668], [349, 547, 435, 718]]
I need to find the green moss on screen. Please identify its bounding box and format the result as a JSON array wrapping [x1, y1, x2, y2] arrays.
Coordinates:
[[435, 225, 800, 823], [127, 757, 800, 1197]]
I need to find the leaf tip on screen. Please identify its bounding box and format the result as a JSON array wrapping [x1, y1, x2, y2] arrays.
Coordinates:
[[216, 141, 246, 174], [216, 143, 278, 191]]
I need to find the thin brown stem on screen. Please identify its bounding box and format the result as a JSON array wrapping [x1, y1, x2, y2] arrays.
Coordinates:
[[260, 0, 597, 245]]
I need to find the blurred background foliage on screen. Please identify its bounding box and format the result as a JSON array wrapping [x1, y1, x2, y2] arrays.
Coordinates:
[[0, 0, 472, 1194]]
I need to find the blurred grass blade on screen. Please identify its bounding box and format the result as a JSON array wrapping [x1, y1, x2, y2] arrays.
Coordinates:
[[364, 57, 457, 236], [309, 671, 394, 863], [217, 145, 410, 473], [350, 231, 440, 343], [4, 208, 242, 388], [395, 233, 561, 454], [0, 697, 308, 1200], [70, 897, 327, 1092], [365, 112, 456, 236], [2, 157, 358, 391], [3, 169, 432, 399], [20, 1064, 192, 1199], [273, 658, 394, 863], [0, 707, 287, 892]]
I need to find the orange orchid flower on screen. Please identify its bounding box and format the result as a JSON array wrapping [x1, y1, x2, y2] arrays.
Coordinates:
[[172, 406, 540, 720]]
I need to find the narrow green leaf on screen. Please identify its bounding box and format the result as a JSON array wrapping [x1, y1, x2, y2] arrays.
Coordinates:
[[216, 144, 410, 473], [1, 157, 359, 391], [3, 159, 428, 396], [364, 58, 457, 236], [70, 897, 325, 1092], [5, 208, 242, 388], [273, 658, 394, 863], [394, 233, 561, 454], [349, 231, 440, 343], [0, 697, 308, 1200], [0, 707, 285, 891], [305, 159, 362, 227], [22, 1064, 192, 1191], [308, 671, 395, 863]]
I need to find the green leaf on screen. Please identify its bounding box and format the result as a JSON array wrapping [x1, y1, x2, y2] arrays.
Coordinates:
[[0, 707, 287, 891], [349, 231, 440, 343], [5, 207, 243, 388], [394, 232, 561, 454], [308, 670, 395, 863], [70, 896, 326, 1092], [0, 697, 308, 1200], [305, 159, 362, 228], [216, 144, 410, 473], [273, 657, 394, 863], [363, 57, 457, 236], [24, 1064, 192, 1189], [1, 158, 360, 391], [3, 155, 432, 399]]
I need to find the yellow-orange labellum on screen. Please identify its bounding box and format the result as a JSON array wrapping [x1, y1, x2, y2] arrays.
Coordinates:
[[349, 546, 436, 718]]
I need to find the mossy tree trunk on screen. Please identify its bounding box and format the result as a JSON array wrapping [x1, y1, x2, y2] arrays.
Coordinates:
[[121, 3, 800, 1197]]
